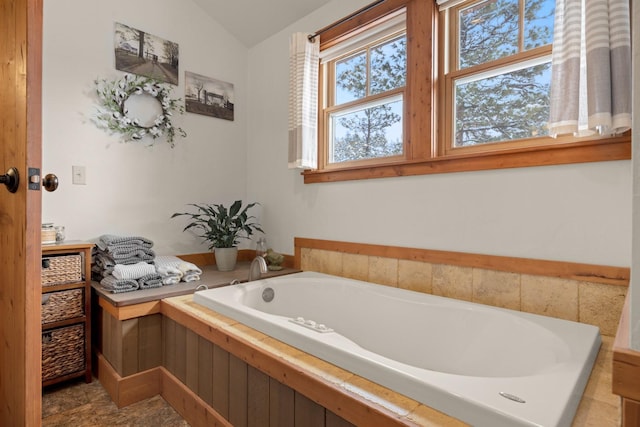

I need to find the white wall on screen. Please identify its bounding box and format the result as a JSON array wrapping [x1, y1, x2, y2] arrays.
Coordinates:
[[631, 4, 639, 350], [42, 0, 633, 270], [247, 0, 632, 268], [42, 0, 249, 255]]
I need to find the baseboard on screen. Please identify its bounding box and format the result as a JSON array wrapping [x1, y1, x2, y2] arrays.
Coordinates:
[[160, 366, 232, 427], [95, 352, 161, 408]]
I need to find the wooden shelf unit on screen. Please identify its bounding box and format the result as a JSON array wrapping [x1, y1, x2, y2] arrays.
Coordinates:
[[41, 242, 93, 387]]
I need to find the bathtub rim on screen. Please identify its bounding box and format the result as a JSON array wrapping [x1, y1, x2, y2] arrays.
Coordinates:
[[193, 271, 602, 427]]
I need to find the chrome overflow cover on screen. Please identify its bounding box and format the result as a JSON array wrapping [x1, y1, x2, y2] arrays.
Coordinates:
[[499, 392, 526, 403], [262, 287, 275, 302]]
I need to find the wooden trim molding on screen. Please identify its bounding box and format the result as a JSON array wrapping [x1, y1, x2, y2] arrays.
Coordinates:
[[99, 298, 160, 321], [95, 353, 161, 408], [294, 237, 630, 286], [177, 249, 256, 267], [303, 138, 631, 183], [622, 399, 640, 426], [613, 293, 640, 409], [178, 250, 296, 269]]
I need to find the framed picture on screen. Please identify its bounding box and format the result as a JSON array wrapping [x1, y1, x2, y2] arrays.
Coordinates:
[[114, 22, 179, 85], [185, 71, 234, 121]]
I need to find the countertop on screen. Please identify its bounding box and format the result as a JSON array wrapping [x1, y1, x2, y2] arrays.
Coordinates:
[[92, 262, 299, 307]]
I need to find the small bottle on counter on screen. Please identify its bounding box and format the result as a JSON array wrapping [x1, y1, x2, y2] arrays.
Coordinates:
[[256, 237, 267, 257]]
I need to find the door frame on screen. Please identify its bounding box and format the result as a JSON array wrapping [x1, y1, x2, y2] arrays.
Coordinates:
[[0, 0, 43, 424]]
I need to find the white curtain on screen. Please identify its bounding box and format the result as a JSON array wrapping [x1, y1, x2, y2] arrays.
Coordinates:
[[548, 0, 631, 137], [288, 33, 319, 170]]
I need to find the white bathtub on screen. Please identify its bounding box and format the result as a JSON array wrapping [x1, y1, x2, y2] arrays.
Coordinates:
[[193, 271, 600, 427]]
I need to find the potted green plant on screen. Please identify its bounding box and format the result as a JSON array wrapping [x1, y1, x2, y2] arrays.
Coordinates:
[[171, 200, 263, 271]]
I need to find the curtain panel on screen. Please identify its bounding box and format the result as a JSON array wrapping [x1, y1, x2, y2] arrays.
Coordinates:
[[548, 0, 631, 137], [288, 33, 319, 170]]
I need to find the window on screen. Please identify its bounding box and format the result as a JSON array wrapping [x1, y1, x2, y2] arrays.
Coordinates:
[[304, 0, 629, 184], [320, 12, 407, 168], [442, 0, 555, 154]]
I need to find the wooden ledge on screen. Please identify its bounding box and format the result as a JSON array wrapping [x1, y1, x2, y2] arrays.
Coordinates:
[[613, 292, 640, 401]]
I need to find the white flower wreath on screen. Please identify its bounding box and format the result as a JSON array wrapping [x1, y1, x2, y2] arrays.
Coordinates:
[[93, 74, 187, 147]]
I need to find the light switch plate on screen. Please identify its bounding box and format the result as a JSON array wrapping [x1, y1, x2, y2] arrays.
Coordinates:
[[72, 165, 86, 185]]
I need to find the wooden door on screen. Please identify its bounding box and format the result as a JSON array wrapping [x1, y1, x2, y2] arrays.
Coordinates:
[[0, 0, 43, 425]]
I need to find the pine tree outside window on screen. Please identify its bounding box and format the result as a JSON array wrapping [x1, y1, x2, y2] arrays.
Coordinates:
[[441, 0, 556, 154], [320, 12, 407, 168]]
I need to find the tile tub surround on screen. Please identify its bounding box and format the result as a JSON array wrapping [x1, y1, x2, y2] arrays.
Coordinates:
[[295, 238, 628, 337]]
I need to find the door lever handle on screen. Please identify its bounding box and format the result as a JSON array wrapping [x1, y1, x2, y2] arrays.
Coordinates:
[[0, 167, 19, 193]]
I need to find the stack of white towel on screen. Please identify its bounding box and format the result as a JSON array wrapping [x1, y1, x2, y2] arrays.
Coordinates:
[[154, 255, 203, 284], [92, 235, 203, 293]]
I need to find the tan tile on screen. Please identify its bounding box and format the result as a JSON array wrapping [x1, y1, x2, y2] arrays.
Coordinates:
[[398, 260, 432, 294], [571, 396, 619, 427], [342, 253, 369, 281], [579, 283, 627, 336], [472, 269, 521, 310], [368, 256, 398, 287], [521, 275, 579, 321], [300, 247, 314, 271], [432, 264, 473, 302], [582, 337, 617, 407], [301, 248, 343, 276], [405, 404, 469, 426]]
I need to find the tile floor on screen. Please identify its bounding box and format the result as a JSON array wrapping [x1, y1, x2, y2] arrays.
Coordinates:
[[42, 378, 189, 426]]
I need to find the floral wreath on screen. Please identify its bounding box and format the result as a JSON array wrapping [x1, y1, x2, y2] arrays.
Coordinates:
[[93, 74, 187, 147]]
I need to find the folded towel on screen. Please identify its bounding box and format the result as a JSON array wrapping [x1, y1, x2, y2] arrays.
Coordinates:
[[161, 275, 181, 285], [94, 252, 116, 269], [155, 256, 202, 282], [137, 273, 163, 289], [181, 273, 201, 282], [156, 265, 183, 285], [108, 245, 156, 262], [113, 262, 157, 280], [154, 255, 184, 269], [97, 234, 154, 251], [178, 261, 202, 275], [179, 262, 202, 282], [100, 275, 139, 293]]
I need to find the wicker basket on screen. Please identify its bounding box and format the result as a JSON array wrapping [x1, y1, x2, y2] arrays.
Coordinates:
[[42, 323, 85, 381], [41, 288, 84, 324], [41, 254, 82, 286]]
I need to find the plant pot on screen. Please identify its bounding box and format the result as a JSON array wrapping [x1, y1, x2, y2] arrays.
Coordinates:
[[214, 247, 238, 271]]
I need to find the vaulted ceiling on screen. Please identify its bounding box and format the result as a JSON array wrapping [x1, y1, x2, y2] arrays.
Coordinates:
[[191, 0, 333, 47]]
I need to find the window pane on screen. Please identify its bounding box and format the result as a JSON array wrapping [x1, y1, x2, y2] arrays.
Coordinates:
[[524, 0, 555, 49], [370, 35, 407, 95], [335, 51, 367, 105], [459, 0, 519, 68], [453, 61, 551, 147], [330, 96, 403, 163]]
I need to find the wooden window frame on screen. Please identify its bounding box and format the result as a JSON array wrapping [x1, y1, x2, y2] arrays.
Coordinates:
[[302, 0, 630, 184], [320, 14, 408, 170]]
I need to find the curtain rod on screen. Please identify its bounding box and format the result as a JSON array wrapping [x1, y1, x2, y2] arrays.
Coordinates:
[[307, 0, 387, 42]]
